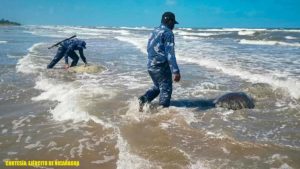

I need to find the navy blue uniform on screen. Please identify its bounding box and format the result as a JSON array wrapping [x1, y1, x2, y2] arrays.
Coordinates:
[[47, 38, 87, 69], [140, 24, 180, 107]]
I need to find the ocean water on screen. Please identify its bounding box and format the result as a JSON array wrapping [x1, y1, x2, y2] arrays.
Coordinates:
[[0, 25, 300, 169]]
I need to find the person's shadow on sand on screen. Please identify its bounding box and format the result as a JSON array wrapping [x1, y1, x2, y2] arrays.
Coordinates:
[[170, 92, 255, 111], [170, 99, 216, 111]]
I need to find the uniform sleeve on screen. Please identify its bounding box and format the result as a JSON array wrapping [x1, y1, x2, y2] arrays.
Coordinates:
[[78, 48, 87, 64], [64, 44, 75, 64], [164, 32, 180, 74]]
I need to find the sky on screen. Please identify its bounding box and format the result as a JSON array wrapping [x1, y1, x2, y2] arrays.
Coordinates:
[[1, 0, 300, 28]]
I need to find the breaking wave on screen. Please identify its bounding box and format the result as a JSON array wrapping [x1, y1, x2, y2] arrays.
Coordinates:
[[239, 39, 300, 47]]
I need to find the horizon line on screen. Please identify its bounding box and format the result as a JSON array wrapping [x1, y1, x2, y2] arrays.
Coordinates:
[[20, 24, 300, 30]]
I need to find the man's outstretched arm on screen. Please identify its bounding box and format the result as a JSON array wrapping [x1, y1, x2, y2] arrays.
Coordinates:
[[78, 49, 87, 65], [164, 32, 181, 82]]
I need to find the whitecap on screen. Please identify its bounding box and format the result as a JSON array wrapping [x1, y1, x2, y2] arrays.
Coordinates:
[[16, 43, 45, 74], [115, 36, 148, 54], [91, 156, 115, 164], [175, 31, 225, 37], [239, 39, 300, 47], [285, 36, 297, 40], [180, 56, 300, 99], [238, 30, 256, 36], [24, 141, 44, 150], [2, 129, 8, 134], [116, 133, 159, 169]]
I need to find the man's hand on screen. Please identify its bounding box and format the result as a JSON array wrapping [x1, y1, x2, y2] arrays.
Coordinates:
[[173, 73, 181, 82], [64, 64, 69, 69]]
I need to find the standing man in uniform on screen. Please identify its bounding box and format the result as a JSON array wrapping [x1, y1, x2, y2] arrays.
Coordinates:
[[47, 38, 88, 69], [139, 12, 181, 111]]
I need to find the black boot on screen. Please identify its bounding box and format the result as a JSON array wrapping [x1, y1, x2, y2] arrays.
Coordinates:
[[138, 96, 147, 112]]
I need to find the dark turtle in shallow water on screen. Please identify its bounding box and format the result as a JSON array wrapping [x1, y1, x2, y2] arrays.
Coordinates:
[[213, 92, 255, 110]]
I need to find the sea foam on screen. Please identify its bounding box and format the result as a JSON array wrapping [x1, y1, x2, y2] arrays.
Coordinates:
[[16, 43, 45, 74], [111, 30, 300, 99], [32, 77, 114, 127], [239, 39, 300, 47], [238, 30, 256, 36]]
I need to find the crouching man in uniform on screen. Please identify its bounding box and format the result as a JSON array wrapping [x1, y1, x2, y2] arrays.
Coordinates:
[[47, 38, 88, 69]]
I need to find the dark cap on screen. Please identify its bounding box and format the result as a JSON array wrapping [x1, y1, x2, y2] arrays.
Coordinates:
[[161, 12, 179, 24]]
